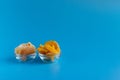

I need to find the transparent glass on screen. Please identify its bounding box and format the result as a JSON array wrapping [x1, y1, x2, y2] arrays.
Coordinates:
[[15, 53, 36, 62], [39, 53, 60, 63]]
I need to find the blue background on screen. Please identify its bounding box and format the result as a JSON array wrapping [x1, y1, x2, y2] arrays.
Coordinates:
[[0, 0, 120, 80]]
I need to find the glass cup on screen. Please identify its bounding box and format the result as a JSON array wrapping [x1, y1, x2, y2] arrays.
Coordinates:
[[39, 53, 60, 63], [15, 53, 36, 62]]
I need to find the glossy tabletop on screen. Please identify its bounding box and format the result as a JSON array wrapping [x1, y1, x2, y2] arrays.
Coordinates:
[[0, 0, 120, 80]]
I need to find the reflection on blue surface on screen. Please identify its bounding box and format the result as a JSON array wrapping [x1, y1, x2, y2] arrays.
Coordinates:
[[0, 0, 120, 80]]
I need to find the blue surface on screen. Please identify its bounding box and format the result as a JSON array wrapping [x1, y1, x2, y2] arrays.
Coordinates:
[[1, 0, 120, 80]]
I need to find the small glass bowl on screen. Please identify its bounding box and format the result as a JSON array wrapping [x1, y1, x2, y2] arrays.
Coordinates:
[[15, 53, 36, 62], [39, 53, 60, 63]]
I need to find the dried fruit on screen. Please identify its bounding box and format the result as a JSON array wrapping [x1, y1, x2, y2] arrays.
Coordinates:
[[15, 42, 36, 55], [38, 40, 60, 55]]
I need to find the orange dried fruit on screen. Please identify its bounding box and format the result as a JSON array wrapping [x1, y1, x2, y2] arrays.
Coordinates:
[[38, 40, 61, 56], [38, 45, 49, 54]]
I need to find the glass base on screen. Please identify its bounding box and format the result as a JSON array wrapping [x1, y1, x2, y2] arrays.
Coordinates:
[[39, 53, 60, 63], [15, 53, 36, 62]]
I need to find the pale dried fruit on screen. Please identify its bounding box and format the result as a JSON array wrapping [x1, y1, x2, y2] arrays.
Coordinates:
[[15, 42, 36, 55]]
